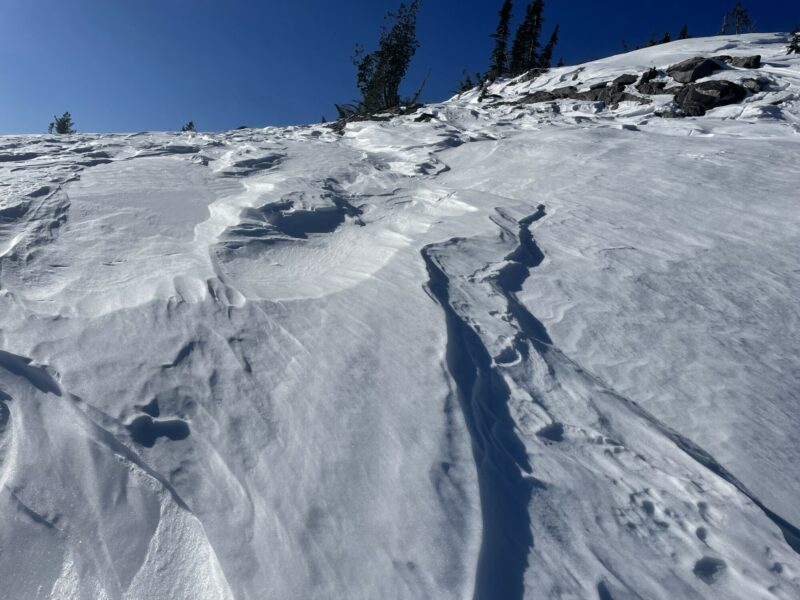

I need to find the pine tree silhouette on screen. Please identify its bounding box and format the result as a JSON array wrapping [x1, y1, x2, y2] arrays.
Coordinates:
[[509, 1, 544, 76], [181, 121, 196, 132], [489, 0, 513, 79], [731, 2, 752, 34], [539, 25, 559, 69], [788, 32, 800, 54], [48, 112, 75, 134], [353, 0, 421, 114], [721, 3, 752, 34], [678, 24, 690, 40], [457, 69, 476, 93]]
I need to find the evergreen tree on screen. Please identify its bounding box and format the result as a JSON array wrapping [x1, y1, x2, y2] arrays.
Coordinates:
[[181, 121, 195, 132], [660, 31, 672, 44], [539, 25, 559, 69], [48, 112, 75, 134], [353, 0, 421, 114], [457, 69, 476, 93], [719, 14, 730, 35], [721, 3, 752, 34], [678, 24, 690, 40], [731, 2, 752, 34], [788, 32, 800, 55], [489, 0, 513, 79], [509, 1, 544, 76]]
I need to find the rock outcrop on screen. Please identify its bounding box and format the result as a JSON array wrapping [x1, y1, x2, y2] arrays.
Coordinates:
[[667, 57, 723, 83], [674, 80, 748, 116]]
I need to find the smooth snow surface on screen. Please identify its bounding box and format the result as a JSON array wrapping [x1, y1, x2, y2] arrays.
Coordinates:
[[1, 34, 799, 599]]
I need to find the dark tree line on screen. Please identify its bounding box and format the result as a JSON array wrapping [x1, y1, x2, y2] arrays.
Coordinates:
[[488, 0, 560, 81]]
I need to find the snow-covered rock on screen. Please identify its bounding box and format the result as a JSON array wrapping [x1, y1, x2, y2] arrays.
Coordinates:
[[1, 33, 799, 599]]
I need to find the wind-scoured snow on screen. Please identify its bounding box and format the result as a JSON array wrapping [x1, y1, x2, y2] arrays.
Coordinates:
[[1, 33, 799, 599]]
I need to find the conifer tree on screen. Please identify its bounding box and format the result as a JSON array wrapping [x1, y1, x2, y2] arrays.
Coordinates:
[[538, 24, 559, 69], [678, 24, 690, 40], [489, 0, 513, 79], [48, 112, 75, 134], [719, 14, 730, 35], [353, 0, 421, 114], [509, 1, 544, 76], [660, 32, 672, 44], [181, 121, 195, 132], [721, 3, 752, 34], [457, 69, 476, 93], [731, 2, 752, 34], [788, 32, 800, 54]]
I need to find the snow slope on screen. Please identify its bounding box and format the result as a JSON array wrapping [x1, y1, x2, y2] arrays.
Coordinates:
[[1, 33, 799, 599]]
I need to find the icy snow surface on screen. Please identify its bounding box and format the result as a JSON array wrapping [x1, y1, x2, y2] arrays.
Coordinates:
[[1, 34, 799, 599]]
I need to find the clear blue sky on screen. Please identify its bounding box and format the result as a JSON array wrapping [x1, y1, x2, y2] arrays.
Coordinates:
[[0, 0, 796, 133]]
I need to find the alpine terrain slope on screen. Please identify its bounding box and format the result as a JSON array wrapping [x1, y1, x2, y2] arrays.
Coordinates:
[[0, 33, 799, 599]]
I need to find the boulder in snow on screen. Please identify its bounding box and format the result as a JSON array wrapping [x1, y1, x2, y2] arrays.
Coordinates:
[[576, 87, 647, 107], [741, 77, 770, 93], [612, 73, 639, 87], [638, 67, 659, 84], [637, 80, 669, 95], [730, 55, 762, 69], [667, 57, 723, 83], [519, 90, 556, 104], [714, 55, 762, 69], [674, 80, 748, 116]]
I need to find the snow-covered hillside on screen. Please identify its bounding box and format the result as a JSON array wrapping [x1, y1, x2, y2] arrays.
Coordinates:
[[1, 33, 799, 599]]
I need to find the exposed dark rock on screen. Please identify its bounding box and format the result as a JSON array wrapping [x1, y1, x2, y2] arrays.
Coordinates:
[[637, 81, 669, 95], [519, 82, 647, 108], [590, 81, 609, 90], [518, 90, 556, 104], [639, 67, 659, 85], [711, 54, 761, 69], [741, 78, 768, 93], [518, 86, 575, 104], [613, 73, 638, 86], [576, 87, 648, 107], [552, 86, 578, 98], [414, 112, 435, 122], [667, 57, 723, 83], [674, 80, 747, 116], [730, 55, 761, 69]]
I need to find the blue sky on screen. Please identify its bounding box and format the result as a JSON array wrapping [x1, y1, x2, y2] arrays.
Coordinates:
[[0, 0, 796, 133]]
